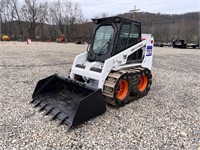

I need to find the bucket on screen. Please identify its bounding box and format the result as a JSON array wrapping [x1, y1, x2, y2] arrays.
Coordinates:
[[31, 74, 106, 127]]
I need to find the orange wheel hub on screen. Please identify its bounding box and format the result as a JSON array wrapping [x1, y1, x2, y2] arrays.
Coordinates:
[[117, 80, 129, 100], [138, 75, 148, 92]]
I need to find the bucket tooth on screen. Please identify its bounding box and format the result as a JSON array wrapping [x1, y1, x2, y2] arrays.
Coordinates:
[[58, 116, 69, 126], [43, 107, 55, 116], [30, 95, 40, 103], [39, 104, 48, 112], [50, 111, 61, 121], [30, 98, 36, 104], [34, 100, 41, 108]]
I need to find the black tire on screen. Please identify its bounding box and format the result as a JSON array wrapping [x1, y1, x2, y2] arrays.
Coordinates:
[[130, 68, 152, 100], [114, 74, 131, 106]]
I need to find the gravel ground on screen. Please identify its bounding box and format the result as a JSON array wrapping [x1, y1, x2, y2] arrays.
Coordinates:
[[0, 42, 200, 149]]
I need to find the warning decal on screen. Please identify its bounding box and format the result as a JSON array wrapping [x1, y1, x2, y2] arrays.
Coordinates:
[[146, 46, 153, 56]]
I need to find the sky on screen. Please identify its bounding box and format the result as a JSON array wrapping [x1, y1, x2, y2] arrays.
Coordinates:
[[70, 0, 200, 19]]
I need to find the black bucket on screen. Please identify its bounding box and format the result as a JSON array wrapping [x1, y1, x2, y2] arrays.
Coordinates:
[[31, 74, 106, 127]]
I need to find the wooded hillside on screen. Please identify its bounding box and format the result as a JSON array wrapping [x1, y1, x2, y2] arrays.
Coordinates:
[[120, 12, 199, 43], [0, 0, 199, 43], [77, 12, 200, 43]]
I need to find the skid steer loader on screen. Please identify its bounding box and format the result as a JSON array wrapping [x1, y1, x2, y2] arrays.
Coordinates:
[[31, 17, 154, 127]]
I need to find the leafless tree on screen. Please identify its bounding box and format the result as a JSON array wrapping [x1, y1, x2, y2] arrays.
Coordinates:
[[7, 0, 24, 39], [21, 0, 48, 39], [0, 0, 14, 35], [0, 0, 3, 37], [1, 0, 84, 41], [65, 2, 84, 41], [48, 0, 84, 41]]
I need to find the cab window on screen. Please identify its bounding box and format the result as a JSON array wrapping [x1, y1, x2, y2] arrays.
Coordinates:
[[92, 25, 114, 55], [115, 23, 140, 54]]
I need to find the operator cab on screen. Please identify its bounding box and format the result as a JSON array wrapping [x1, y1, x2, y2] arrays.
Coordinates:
[[87, 16, 143, 63]]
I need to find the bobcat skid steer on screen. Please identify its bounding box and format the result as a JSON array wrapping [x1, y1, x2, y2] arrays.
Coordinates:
[[31, 17, 154, 127]]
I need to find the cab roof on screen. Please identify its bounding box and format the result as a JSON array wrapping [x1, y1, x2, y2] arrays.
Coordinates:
[[92, 16, 141, 25]]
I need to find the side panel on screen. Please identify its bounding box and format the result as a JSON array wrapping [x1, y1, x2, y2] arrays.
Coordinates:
[[141, 34, 154, 70], [99, 40, 148, 88]]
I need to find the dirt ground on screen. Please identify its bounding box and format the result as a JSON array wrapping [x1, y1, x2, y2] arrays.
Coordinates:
[[0, 42, 199, 149]]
